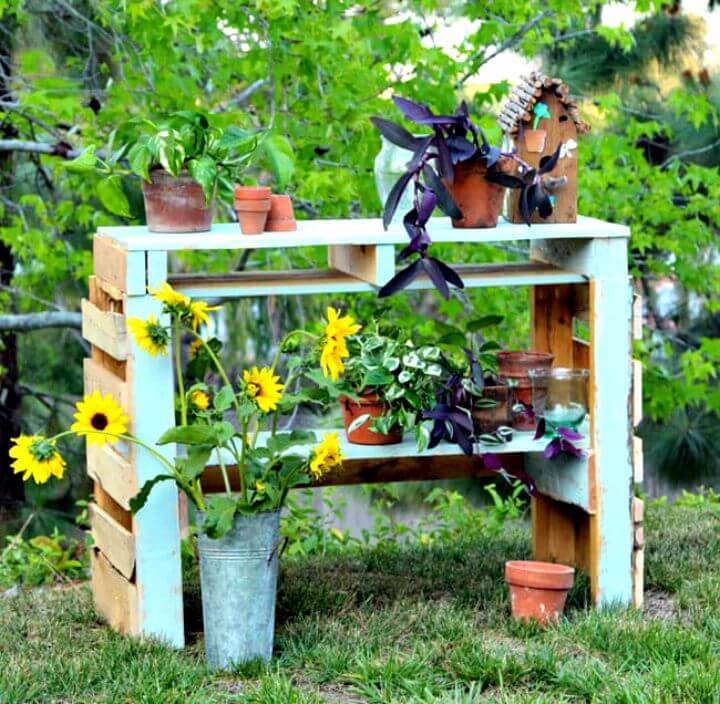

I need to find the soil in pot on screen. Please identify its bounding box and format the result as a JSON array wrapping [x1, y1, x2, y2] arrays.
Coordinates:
[[142, 170, 214, 233], [505, 560, 574, 625], [497, 351, 554, 431], [266, 194, 297, 232], [445, 155, 510, 228], [339, 394, 402, 445], [471, 384, 513, 434]]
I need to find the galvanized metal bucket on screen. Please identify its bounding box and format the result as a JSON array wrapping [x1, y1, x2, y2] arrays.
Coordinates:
[[197, 509, 281, 670]]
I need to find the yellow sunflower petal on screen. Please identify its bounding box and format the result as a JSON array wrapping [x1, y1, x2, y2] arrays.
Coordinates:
[[71, 390, 129, 447], [9, 435, 66, 485]]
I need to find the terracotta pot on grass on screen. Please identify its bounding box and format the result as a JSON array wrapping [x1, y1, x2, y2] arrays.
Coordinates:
[[445, 156, 510, 228], [339, 393, 402, 445], [497, 351, 554, 431], [266, 194, 297, 232], [142, 170, 214, 233], [234, 185, 271, 235], [505, 560, 574, 625]]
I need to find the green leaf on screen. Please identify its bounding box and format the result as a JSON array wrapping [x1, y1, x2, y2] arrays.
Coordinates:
[[180, 445, 213, 481], [187, 155, 217, 205], [64, 145, 99, 174], [260, 133, 294, 189], [127, 142, 153, 181], [96, 176, 131, 217], [467, 315, 504, 331], [129, 474, 175, 513], [203, 495, 238, 539], [214, 385, 235, 412], [157, 424, 218, 446], [213, 420, 236, 445], [438, 331, 466, 346]]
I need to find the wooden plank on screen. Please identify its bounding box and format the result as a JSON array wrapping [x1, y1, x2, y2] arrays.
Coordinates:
[[525, 450, 596, 513], [95, 480, 132, 531], [632, 547, 644, 609], [532, 283, 577, 366], [328, 244, 395, 285], [89, 503, 135, 580], [633, 436, 644, 483], [632, 292, 643, 341], [168, 261, 586, 299], [93, 235, 146, 296], [87, 443, 136, 511], [532, 495, 577, 565], [83, 358, 131, 413], [97, 215, 630, 252], [91, 548, 139, 635], [82, 298, 128, 361], [572, 336, 590, 370], [633, 360, 643, 427], [632, 496, 644, 523]]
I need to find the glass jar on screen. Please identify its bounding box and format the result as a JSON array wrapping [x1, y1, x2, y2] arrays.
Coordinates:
[[528, 368, 589, 431], [373, 136, 414, 224]]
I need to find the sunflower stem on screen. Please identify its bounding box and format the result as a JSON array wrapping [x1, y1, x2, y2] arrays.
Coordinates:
[[215, 448, 232, 497], [239, 419, 248, 503], [173, 319, 187, 426], [188, 330, 241, 415]]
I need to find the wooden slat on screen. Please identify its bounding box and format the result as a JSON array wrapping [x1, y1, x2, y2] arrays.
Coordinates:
[[90, 503, 135, 580], [632, 547, 644, 609], [572, 336, 590, 370], [632, 292, 643, 341], [91, 548, 138, 635], [632, 360, 643, 427], [83, 358, 131, 413], [328, 244, 394, 285], [632, 496, 644, 523], [94, 236, 129, 295], [633, 436, 644, 483], [88, 278, 127, 381], [82, 298, 128, 361], [87, 443, 136, 511], [532, 495, 578, 565], [532, 283, 577, 366]]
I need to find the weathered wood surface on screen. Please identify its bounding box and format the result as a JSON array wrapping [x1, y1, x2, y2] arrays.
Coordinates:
[[81, 298, 127, 361], [87, 443, 136, 511], [91, 548, 138, 636], [89, 503, 136, 580], [328, 244, 395, 285]]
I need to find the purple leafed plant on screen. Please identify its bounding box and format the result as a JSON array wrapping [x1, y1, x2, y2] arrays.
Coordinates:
[[372, 97, 504, 300], [534, 418, 586, 459]]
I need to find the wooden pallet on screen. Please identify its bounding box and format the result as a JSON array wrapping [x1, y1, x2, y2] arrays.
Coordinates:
[[83, 216, 640, 646]]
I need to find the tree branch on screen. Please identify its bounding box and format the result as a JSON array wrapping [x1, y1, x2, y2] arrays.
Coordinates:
[[457, 12, 551, 86], [660, 139, 720, 169], [0, 311, 81, 331], [0, 139, 82, 158]]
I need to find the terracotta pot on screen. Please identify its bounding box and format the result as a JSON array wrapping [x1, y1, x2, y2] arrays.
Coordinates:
[[142, 170, 214, 233], [505, 560, 574, 625], [471, 384, 513, 434], [265, 194, 297, 232], [444, 156, 508, 228], [339, 394, 402, 445], [234, 185, 271, 200], [496, 351, 554, 431], [524, 129, 547, 153], [235, 199, 271, 235]]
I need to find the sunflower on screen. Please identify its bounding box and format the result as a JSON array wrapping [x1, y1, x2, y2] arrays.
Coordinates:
[[148, 282, 190, 310], [255, 480, 266, 493], [188, 338, 204, 359], [189, 300, 220, 331], [9, 435, 66, 485], [320, 307, 360, 382], [71, 390, 129, 447], [242, 366, 284, 413], [128, 315, 169, 356], [309, 432, 343, 480], [190, 389, 210, 410]]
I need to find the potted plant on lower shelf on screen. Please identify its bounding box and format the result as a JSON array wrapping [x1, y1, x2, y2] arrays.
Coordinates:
[[300, 313, 446, 448]]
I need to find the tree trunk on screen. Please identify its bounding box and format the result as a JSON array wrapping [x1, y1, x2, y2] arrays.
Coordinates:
[[0, 18, 25, 506]]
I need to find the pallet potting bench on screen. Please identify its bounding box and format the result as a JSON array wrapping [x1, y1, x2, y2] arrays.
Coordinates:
[[81, 216, 644, 647]]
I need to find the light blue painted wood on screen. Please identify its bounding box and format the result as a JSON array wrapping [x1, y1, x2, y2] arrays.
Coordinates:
[[98, 215, 630, 252], [125, 254, 184, 647], [525, 454, 593, 513], [375, 244, 396, 286], [126, 251, 148, 296], [146, 251, 168, 289]]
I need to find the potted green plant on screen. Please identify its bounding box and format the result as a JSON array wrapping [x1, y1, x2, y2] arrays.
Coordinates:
[[298, 312, 445, 447], [67, 111, 295, 234]]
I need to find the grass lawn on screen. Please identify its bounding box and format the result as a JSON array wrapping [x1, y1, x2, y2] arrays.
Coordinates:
[[2, 499, 720, 703]]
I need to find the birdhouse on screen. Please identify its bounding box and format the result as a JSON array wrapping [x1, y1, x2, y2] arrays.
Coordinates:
[[497, 72, 589, 224]]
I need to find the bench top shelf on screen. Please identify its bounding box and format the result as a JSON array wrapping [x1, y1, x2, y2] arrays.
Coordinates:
[[98, 215, 629, 252]]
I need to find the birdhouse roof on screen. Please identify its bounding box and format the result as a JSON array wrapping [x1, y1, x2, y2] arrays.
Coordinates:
[[497, 71, 590, 136]]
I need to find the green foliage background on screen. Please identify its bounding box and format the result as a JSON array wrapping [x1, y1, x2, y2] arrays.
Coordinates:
[[1, 0, 719, 522]]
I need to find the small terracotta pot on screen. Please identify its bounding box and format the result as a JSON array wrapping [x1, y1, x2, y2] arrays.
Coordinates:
[[505, 560, 574, 624], [471, 385, 513, 434], [497, 351, 554, 431], [444, 156, 509, 228], [339, 394, 402, 445], [265, 194, 297, 232], [235, 199, 271, 235], [234, 185, 271, 201], [524, 129, 547, 153], [142, 170, 214, 233]]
